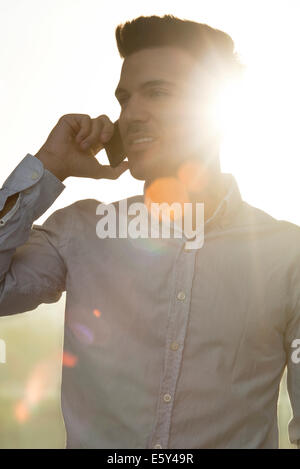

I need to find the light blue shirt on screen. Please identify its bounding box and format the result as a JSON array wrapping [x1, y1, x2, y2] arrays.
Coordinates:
[[1, 154, 300, 449]]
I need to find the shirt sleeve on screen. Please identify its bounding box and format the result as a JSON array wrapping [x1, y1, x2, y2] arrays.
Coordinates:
[[0, 153, 68, 316], [284, 252, 300, 447]]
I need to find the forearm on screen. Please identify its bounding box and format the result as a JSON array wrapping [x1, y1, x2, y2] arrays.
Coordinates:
[[0, 154, 65, 262], [0, 154, 66, 314]]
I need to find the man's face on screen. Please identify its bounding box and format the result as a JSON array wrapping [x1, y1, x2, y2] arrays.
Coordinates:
[[116, 46, 220, 182]]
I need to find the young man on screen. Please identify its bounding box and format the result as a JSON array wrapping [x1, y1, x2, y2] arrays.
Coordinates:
[[0, 15, 299, 449]]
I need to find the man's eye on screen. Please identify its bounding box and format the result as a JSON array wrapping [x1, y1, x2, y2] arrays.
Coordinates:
[[118, 89, 169, 107], [148, 89, 169, 97]]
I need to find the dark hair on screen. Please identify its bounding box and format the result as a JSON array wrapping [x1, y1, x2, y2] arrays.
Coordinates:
[[115, 15, 245, 87]]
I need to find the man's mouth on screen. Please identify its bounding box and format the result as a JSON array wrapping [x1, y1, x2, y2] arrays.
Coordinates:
[[127, 135, 158, 151]]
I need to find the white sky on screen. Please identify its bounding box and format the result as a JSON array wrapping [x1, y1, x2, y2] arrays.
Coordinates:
[[1, 0, 300, 226]]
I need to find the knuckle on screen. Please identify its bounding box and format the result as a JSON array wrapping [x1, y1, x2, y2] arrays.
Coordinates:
[[80, 115, 91, 128], [97, 114, 109, 121], [59, 113, 90, 122], [97, 114, 113, 128], [102, 123, 114, 137], [58, 114, 68, 122]]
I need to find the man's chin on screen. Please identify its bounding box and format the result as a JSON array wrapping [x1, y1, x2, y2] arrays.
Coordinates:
[[129, 169, 146, 181], [127, 163, 142, 180], [129, 160, 181, 183], [128, 160, 154, 181]]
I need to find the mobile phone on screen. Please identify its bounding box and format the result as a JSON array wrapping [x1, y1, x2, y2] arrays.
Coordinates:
[[104, 120, 126, 168]]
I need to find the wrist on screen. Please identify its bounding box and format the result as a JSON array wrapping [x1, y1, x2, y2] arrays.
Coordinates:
[[35, 149, 68, 182]]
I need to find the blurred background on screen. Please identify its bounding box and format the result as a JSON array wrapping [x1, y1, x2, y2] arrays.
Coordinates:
[[0, 0, 299, 448]]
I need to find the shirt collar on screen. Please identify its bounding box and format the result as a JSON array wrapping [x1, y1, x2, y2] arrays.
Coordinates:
[[205, 173, 243, 229]]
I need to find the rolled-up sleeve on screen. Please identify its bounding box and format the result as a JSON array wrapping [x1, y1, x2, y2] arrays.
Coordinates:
[[0, 154, 68, 316]]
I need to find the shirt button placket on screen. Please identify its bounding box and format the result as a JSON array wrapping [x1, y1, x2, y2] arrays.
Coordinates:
[[149, 247, 196, 449], [177, 291, 186, 301], [163, 393, 172, 403], [170, 342, 179, 351]]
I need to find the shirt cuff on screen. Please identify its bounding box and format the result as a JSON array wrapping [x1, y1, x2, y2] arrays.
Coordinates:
[[0, 153, 65, 225], [0, 193, 22, 227]]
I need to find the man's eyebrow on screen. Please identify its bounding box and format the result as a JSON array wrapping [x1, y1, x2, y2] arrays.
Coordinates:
[[114, 80, 176, 98]]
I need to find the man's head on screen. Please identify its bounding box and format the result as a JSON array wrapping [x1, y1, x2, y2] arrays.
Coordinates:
[[115, 15, 243, 183]]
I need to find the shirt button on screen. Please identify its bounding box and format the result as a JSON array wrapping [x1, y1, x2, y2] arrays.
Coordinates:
[[177, 291, 186, 301], [154, 444, 162, 449], [0, 220, 4, 225], [170, 341, 179, 351], [163, 393, 172, 403], [31, 171, 40, 180]]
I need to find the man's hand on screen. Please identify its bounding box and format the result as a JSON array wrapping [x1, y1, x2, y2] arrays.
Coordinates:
[[35, 114, 128, 181]]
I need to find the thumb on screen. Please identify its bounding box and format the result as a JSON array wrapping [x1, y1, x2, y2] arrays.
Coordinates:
[[96, 160, 129, 180]]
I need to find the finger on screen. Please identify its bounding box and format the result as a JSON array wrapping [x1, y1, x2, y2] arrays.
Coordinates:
[[97, 115, 115, 143], [75, 157, 128, 180], [79, 115, 114, 151], [75, 115, 92, 143], [80, 116, 103, 151], [96, 160, 129, 180], [89, 140, 105, 157]]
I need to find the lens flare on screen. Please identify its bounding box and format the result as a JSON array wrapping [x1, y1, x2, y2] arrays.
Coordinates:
[[128, 236, 169, 256], [70, 322, 94, 345], [13, 353, 61, 423], [144, 177, 190, 222], [93, 308, 101, 318], [14, 400, 29, 423], [62, 351, 78, 368]]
